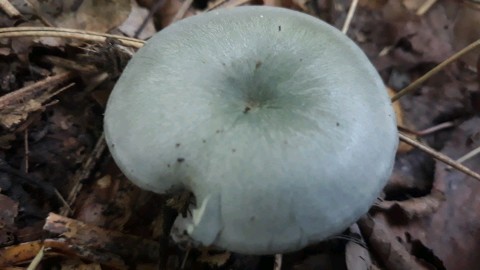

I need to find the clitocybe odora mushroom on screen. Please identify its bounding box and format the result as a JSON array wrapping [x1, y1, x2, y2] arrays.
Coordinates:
[[104, 6, 398, 254]]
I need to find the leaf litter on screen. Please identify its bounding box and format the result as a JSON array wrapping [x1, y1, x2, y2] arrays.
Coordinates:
[[0, 0, 480, 269]]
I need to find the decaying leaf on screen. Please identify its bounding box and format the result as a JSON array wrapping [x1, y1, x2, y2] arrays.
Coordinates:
[[374, 189, 445, 219], [43, 213, 161, 268], [403, 117, 480, 270], [345, 224, 374, 270], [0, 240, 44, 267], [358, 215, 429, 270], [197, 249, 231, 267]]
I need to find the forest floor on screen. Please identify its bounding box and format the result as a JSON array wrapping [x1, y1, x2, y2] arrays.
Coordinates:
[[0, 0, 480, 269]]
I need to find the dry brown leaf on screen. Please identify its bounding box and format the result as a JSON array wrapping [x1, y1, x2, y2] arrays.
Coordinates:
[[74, 173, 139, 231], [386, 2, 453, 66], [43, 213, 161, 267], [54, 0, 131, 32], [374, 190, 445, 219], [10, 0, 131, 48], [197, 249, 231, 267], [402, 117, 480, 270], [0, 240, 44, 267], [358, 215, 429, 270], [345, 224, 373, 270]]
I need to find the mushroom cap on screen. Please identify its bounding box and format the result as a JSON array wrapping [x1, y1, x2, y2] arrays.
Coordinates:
[[104, 6, 398, 254]]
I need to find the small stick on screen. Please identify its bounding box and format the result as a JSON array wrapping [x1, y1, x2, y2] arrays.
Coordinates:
[[61, 133, 107, 216], [456, 146, 480, 165], [0, 72, 74, 108], [26, 245, 44, 270], [24, 128, 29, 173], [392, 39, 480, 102], [398, 121, 455, 137], [446, 146, 480, 170], [342, 0, 359, 34], [0, 0, 20, 17], [0, 27, 145, 48], [398, 132, 480, 181]]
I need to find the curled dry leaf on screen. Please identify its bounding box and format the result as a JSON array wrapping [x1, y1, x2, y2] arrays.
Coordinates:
[[384, 2, 453, 67], [358, 215, 429, 270], [50, 0, 131, 32], [43, 213, 161, 268], [10, 0, 131, 48], [374, 189, 445, 220], [0, 240, 44, 267], [345, 224, 374, 270], [197, 249, 231, 268], [74, 173, 140, 231], [404, 116, 480, 270]]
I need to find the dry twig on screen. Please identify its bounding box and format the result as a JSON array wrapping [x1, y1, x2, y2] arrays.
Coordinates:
[[61, 133, 107, 216], [0, 0, 20, 17], [392, 39, 480, 102], [342, 0, 359, 34], [399, 132, 480, 181], [0, 27, 145, 48]]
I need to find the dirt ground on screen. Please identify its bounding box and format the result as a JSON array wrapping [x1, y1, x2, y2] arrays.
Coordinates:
[[0, 0, 480, 269]]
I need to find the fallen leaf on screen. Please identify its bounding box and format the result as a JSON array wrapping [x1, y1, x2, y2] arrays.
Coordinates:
[[358, 215, 430, 270], [374, 190, 445, 220], [403, 117, 480, 270], [345, 224, 374, 270], [197, 249, 231, 267], [55, 0, 131, 32]]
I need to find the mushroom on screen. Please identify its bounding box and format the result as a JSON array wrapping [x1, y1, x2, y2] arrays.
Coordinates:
[[104, 6, 398, 254]]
